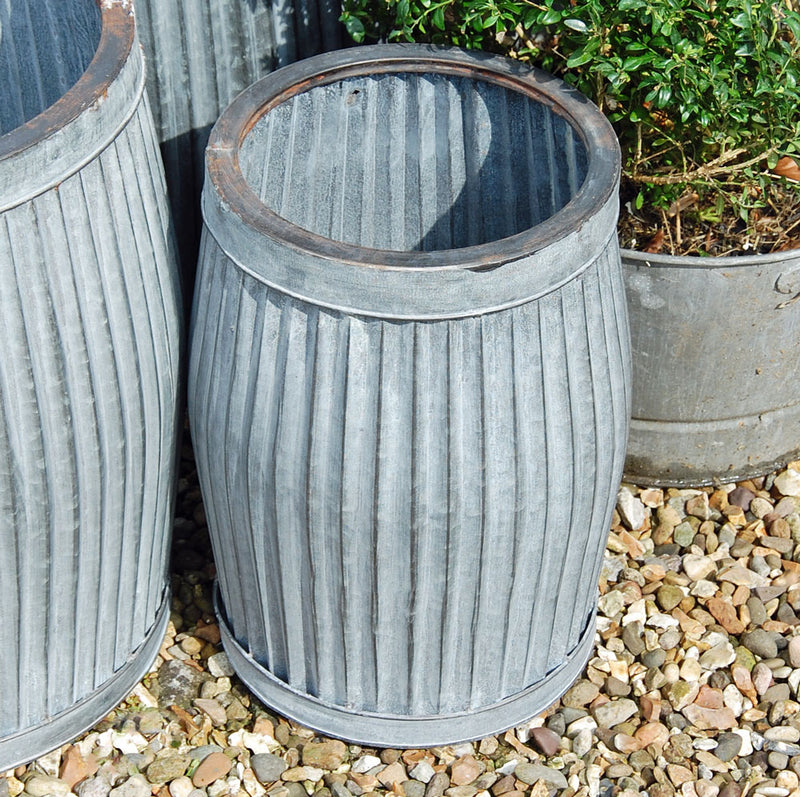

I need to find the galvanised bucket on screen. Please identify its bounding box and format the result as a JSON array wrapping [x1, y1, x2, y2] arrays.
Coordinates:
[[623, 248, 800, 487], [189, 45, 629, 746], [135, 0, 346, 278], [0, 0, 183, 769]]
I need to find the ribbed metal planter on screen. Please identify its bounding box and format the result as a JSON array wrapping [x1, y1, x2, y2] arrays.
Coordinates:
[[624, 248, 800, 487], [135, 0, 345, 276], [189, 45, 629, 746], [0, 0, 183, 770]]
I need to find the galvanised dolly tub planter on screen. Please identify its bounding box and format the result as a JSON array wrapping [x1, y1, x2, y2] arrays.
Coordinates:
[[134, 0, 345, 278], [189, 44, 630, 746], [623, 248, 800, 487], [0, 0, 183, 770]]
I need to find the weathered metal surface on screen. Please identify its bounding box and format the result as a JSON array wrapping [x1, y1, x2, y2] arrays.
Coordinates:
[[623, 248, 800, 486], [0, 0, 184, 770], [190, 45, 629, 746], [134, 0, 345, 276]]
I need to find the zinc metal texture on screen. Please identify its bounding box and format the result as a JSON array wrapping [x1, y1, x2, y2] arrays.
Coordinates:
[[623, 247, 800, 486], [0, 5, 183, 760], [190, 65, 629, 727], [190, 235, 628, 718], [238, 73, 587, 251], [134, 0, 345, 271]]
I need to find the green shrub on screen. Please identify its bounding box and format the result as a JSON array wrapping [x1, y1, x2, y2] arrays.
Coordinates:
[[341, 0, 800, 239]]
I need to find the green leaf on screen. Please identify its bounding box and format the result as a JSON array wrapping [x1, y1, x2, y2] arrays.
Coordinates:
[[343, 14, 366, 40]]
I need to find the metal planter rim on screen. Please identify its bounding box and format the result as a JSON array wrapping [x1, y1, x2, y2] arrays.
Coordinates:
[[622, 245, 800, 270], [205, 43, 621, 272], [0, 0, 134, 162]]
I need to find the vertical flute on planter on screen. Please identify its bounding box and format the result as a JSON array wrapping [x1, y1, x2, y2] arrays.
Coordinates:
[[190, 45, 630, 746], [0, 0, 183, 770], [134, 0, 345, 278]]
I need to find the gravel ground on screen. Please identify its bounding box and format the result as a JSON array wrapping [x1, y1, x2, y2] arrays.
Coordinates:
[[6, 440, 800, 797]]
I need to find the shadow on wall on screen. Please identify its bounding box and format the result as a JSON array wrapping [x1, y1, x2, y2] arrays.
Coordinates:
[[135, 0, 348, 296]]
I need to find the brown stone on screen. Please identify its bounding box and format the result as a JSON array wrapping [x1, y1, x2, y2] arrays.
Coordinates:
[[640, 695, 662, 723], [528, 727, 561, 758], [193, 698, 227, 726], [192, 752, 233, 787], [634, 722, 670, 749], [694, 686, 725, 710], [59, 745, 98, 788], [491, 775, 516, 795], [666, 764, 694, 787], [194, 622, 222, 645], [449, 757, 484, 787], [706, 597, 745, 634], [681, 704, 736, 730], [377, 763, 408, 787], [302, 740, 348, 771]]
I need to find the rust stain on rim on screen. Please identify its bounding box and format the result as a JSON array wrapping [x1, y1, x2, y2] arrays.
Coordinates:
[[0, 0, 134, 161], [205, 44, 621, 271]]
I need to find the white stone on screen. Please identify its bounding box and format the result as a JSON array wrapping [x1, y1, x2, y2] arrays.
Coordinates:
[[207, 652, 235, 678], [723, 684, 745, 716], [690, 580, 718, 598], [572, 729, 594, 758], [598, 591, 625, 618], [496, 759, 520, 776], [647, 613, 680, 630], [699, 641, 736, 671], [243, 768, 267, 797], [35, 749, 62, 777], [353, 756, 383, 775], [789, 668, 800, 697], [409, 762, 436, 783], [680, 659, 703, 681], [622, 599, 647, 627], [169, 776, 195, 797], [240, 731, 280, 754], [566, 716, 598, 737], [775, 469, 800, 497], [618, 488, 648, 530], [111, 730, 148, 754], [682, 555, 716, 582]]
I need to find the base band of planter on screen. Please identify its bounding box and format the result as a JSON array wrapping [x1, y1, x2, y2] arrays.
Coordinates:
[[626, 403, 800, 488], [215, 586, 596, 747], [0, 592, 169, 772]]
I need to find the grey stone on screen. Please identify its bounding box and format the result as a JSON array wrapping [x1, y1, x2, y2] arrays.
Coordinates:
[[641, 648, 667, 668], [592, 698, 638, 728], [425, 773, 450, 797], [765, 739, 800, 756], [747, 597, 768, 627], [251, 753, 288, 784], [156, 660, 205, 708], [767, 752, 789, 771], [546, 712, 566, 736], [750, 555, 771, 577], [714, 733, 743, 762], [109, 776, 151, 797], [188, 745, 224, 762], [75, 777, 112, 797], [513, 764, 567, 789], [622, 622, 646, 656], [402, 782, 426, 797], [673, 522, 696, 547], [743, 629, 779, 659], [330, 783, 353, 797]]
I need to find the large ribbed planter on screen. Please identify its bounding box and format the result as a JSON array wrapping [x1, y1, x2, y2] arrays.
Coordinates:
[[623, 248, 800, 486], [0, 0, 183, 770], [135, 0, 345, 277], [189, 45, 629, 746]]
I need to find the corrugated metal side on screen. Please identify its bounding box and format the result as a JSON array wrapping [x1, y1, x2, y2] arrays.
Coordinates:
[[238, 73, 587, 251], [0, 98, 183, 743], [134, 0, 345, 272], [189, 231, 628, 717]]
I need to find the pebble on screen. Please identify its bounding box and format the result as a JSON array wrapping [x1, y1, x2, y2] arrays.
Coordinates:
[[302, 741, 347, 770], [593, 698, 638, 728], [743, 629, 779, 659], [206, 652, 234, 678], [512, 765, 567, 790], [108, 776, 151, 797], [252, 753, 288, 784], [528, 728, 561, 757], [192, 752, 233, 787], [714, 732, 742, 761]]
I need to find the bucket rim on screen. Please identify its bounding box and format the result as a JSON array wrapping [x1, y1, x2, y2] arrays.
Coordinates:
[[205, 43, 621, 271], [0, 0, 135, 162]]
